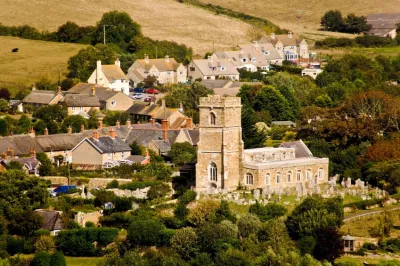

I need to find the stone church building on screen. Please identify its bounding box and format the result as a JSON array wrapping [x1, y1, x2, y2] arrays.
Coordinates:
[[195, 95, 329, 194]]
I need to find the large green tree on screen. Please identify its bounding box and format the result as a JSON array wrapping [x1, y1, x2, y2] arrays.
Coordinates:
[[321, 10, 345, 32], [167, 142, 197, 166]]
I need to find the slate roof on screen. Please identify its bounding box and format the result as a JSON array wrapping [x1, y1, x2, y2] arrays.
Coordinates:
[[152, 139, 171, 154], [279, 140, 313, 158], [34, 210, 64, 231], [192, 58, 239, 76], [5, 157, 41, 170], [101, 65, 128, 81], [125, 129, 180, 147], [127, 102, 185, 121], [126, 155, 146, 163], [85, 136, 131, 153], [23, 90, 59, 105], [187, 129, 199, 145], [62, 94, 100, 107]]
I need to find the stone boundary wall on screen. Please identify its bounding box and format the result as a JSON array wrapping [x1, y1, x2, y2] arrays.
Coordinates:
[[41, 176, 132, 189]]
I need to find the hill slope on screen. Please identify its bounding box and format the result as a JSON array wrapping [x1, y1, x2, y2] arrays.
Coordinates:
[[0, 0, 252, 55], [0, 36, 86, 88], [197, 0, 400, 41]]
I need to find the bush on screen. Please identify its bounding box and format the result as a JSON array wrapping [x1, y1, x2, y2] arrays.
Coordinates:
[[249, 201, 287, 222], [114, 197, 133, 212], [127, 218, 166, 246], [30, 251, 51, 266], [237, 213, 262, 238], [297, 236, 316, 255], [119, 181, 160, 191], [106, 180, 119, 189], [50, 251, 66, 266], [147, 183, 171, 200], [179, 190, 197, 205], [174, 203, 189, 221], [363, 242, 378, 250], [34, 235, 55, 253], [187, 200, 220, 226], [171, 227, 198, 260], [85, 222, 95, 228]]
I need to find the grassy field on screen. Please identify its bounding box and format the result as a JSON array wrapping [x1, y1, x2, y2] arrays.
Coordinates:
[[336, 255, 400, 265], [0, 36, 86, 90], [196, 0, 400, 41], [316, 46, 400, 59], [0, 0, 252, 55], [66, 256, 103, 266]]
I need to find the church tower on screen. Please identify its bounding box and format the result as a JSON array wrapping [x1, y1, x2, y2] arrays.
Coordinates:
[[195, 95, 243, 194]]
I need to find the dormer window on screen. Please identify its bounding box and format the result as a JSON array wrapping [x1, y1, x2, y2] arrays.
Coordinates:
[[263, 51, 270, 55], [251, 58, 256, 62]]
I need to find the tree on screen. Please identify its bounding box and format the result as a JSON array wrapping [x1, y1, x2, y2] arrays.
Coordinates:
[[127, 217, 166, 246], [93, 11, 142, 46], [237, 213, 262, 238], [34, 235, 55, 253], [130, 141, 144, 155], [0, 88, 10, 100], [103, 250, 145, 266], [241, 107, 267, 149], [114, 197, 133, 212], [254, 86, 294, 121], [167, 142, 197, 166], [36, 153, 53, 176], [8, 210, 43, 236], [0, 99, 9, 113], [344, 14, 371, 34], [171, 227, 199, 260], [215, 249, 250, 266], [94, 190, 116, 207], [0, 119, 7, 136], [34, 105, 67, 124], [249, 202, 287, 222], [321, 10, 344, 32], [62, 115, 87, 133], [67, 44, 118, 81]]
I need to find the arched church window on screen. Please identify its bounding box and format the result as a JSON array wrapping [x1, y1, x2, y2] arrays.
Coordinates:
[[318, 168, 324, 179], [306, 169, 312, 181], [265, 173, 270, 185], [210, 112, 216, 125], [297, 170, 301, 182], [276, 172, 281, 184], [287, 171, 292, 183], [246, 173, 253, 185], [209, 162, 217, 181]]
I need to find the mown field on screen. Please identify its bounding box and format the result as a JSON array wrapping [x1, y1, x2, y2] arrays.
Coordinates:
[[0, 0, 252, 55], [0, 36, 86, 91], [196, 0, 400, 41]]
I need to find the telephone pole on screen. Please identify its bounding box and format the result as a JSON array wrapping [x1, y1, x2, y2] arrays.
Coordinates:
[[102, 25, 112, 45]]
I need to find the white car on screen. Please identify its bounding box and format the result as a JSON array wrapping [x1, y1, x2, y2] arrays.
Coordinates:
[[132, 93, 143, 100]]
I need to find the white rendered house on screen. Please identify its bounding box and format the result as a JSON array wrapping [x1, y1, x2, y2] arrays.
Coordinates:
[[88, 60, 130, 95]]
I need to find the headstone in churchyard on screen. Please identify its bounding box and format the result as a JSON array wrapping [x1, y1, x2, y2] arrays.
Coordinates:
[[355, 178, 361, 188], [361, 194, 367, 201], [232, 192, 239, 201], [360, 181, 365, 190], [346, 177, 352, 188], [253, 189, 260, 200], [316, 185, 321, 194], [262, 187, 269, 199]]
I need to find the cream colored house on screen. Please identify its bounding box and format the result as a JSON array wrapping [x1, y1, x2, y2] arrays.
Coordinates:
[[188, 57, 239, 81], [128, 55, 187, 86], [71, 128, 131, 168], [68, 83, 133, 111], [88, 60, 130, 95], [259, 32, 309, 61], [60, 94, 100, 116], [23, 85, 64, 108]]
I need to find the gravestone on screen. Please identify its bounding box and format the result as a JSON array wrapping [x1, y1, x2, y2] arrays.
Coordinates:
[[253, 189, 260, 200], [262, 187, 269, 199], [232, 192, 239, 201], [316, 185, 321, 195], [355, 178, 361, 188], [346, 178, 352, 188], [341, 180, 345, 187]]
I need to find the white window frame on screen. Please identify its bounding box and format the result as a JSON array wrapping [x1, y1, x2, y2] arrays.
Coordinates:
[[297, 170, 301, 182], [246, 173, 253, 185], [111, 100, 116, 106], [265, 173, 270, 185], [209, 162, 217, 181], [306, 170, 312, 181], [276, 172, 281, 184], [287, 171, 292, 183], [318, 168, 324, 179]]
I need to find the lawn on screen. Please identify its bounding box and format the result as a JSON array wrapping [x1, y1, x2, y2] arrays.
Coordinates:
[[66, 256, 103, 266], [0, 36, 86, 94], [336, 255, 400, 265]]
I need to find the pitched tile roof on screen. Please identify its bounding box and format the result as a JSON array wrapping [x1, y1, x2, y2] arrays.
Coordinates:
[[86, 136, 131, 153], [62, 94, 100, 107], [135, 58, 181, 72], [68, 83, 107, 94], [23, 90, 59, 105], [101, 65, 128, 81], [192, 58, 239, 76], [259, 34, 305, 46], [152, 139, 171, 154]]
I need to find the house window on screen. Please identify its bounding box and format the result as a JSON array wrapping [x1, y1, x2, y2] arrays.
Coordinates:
[[242, 58, 247, 63], [297, 170, 301, 182], [210, 112, 216, 125], [287, 171, 292, 183], [220, 67, 226, 71], [246, 173, 253, 185], [190, 67, 195, 71], [276, 172, 281, 184], [111, 101, 116, 106], [318, 168, 324, 179], [209, 162, 217, 181], [306, 170, 312, 181], [265, 173, 270, 185]]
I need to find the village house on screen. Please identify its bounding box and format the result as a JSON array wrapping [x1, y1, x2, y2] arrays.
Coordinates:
[[71, 127, 132, 168], [259, 32, 309, 62], [301, 68, 323, 79], [68, 83, 133, 111], [195, 95, 329, 194], [60, 93, 100, 116], [34, 209, 65, 236], [22, 85, 64, 108], [0, 146, 41, 175], [87, 60, 130, 96], [127, 55, 187, 86], [367, 13, 400, 39], [188, 57, 239, 81]]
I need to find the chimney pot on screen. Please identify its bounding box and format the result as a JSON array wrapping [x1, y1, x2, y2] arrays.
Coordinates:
[[150, 118, 155, 125], [32, 84, 36, 91], [116, 120, 120, 128], [29, 126, 35, 137], [30, 146, 36, 158], [165, 55, 169, 62], [93, 130, 99, 140], [144, 54, 149, 63], [1, 152, 6, 160], [57, 86, 62, 95], [161, 99, 166, 108], [91, 87, 96, 96], [44, 128, 48, 135], [115, 59, 120, 67], [186, 117, 193, 129], [98, 119, 103, 130], [68, 126, 72, 134], [7, 147, 14, 158], [109, 127, 116, 139], [80, 124, 84, 133], [126, 119, 131, 128]]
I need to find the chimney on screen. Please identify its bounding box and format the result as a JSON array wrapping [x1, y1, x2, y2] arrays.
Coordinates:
[[109, 127, 116, 139], [32, 83, 36, 91], [186, 117, 193, 129], [28, 126, 35, 137], [7, 148, 13, 158], [98, 119, 103, 130], [179, 102, 183, 112], [91, 86, 96, 96], [1, 153, 6, 160], [30, 146, 36, 158], [68, 126, 72, 134], [44, 127, 48, 135], [144, 54, 149, 63], [161, 119, 168, 141], [115, 59, 120, 67], [207, 55, 213, 62], [165, 55, 170, 62], [150, 118, 155, 125], [288, 31, 293, 38], [96, 60, 101, 84], [57, 86, 62, 95], [93, 130, 99, 140], [145, 148, 149, 158], [126, 119, 131, 128], [271, 33, 275, 39], [161, 99, 166, 108], [116, 120, 120, 128], [253, 40, 258, 47], [80, 124, 84, 133]]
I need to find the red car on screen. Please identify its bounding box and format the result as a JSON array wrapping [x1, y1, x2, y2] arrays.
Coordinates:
[[145, 88, 160, 94]]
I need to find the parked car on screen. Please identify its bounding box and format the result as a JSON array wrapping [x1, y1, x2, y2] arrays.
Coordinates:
[[145, 88, 160, 94], [52, 185, 77, 196], [144, 96, 152, 102], [133, 87, 145, 93], [132, 93, 143, 100]]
